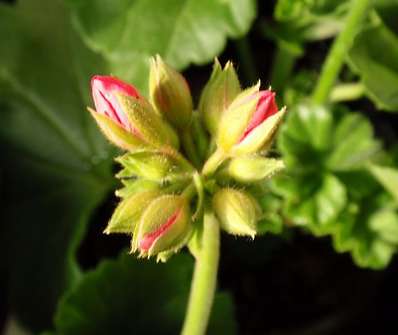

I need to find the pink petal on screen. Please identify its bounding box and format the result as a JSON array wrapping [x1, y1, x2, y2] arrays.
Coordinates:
[[239, 90, 278, 142], [91, 75, 140, 130]]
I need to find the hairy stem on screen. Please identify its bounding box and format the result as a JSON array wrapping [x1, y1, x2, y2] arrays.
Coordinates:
[[181, 210, 220, 335], [311, 0, 370, 105]]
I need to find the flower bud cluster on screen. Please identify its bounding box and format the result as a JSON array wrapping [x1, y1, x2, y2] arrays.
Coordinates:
[[88, 56, 285, 261]]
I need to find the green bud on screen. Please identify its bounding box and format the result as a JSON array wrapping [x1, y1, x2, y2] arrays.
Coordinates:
[[213, 188, 261, 237], [104, 190, 162, 234], [117, 93, 180, 149], [225, 156, 285, 183], [149, 55, 193, 129], [199, 59, 241, 135], [133, 195, 192, 259], [116, 148, 193, 182], [217, 83, 261, 152], [115, 179, 159, 199]]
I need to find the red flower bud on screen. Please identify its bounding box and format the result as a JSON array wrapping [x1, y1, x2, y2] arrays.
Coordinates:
[[91, 75, 139, 132], [239, 90, 278, 142]]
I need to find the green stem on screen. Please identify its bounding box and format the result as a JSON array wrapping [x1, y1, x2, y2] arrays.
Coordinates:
[[330, 82, 365, 102], [311, 0, 371, 105], [181, 210, 220, 335], [181, 129, 201, 168], [201, 148, 226, 177]]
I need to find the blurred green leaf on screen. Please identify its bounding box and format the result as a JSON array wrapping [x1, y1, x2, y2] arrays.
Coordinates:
[[66, 0, 256, 92], [374, 0, 398, 34], [278, 104, 380, 172], [348, 21, 398, 111], [333, 188, 398, 269], [276, 103, 397, 268], [270, 0, 348, 43], [273, 174, 347, 232], [0, 0, 113, 330], [52, 252, 237, 335], [369, 164, 398, 203]]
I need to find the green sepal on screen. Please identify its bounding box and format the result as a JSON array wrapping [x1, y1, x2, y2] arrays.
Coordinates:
[[88, 107, 147, 151], [117, 94, 180, 149], [115, 179, 159, 198], [225, 156, 285, 183], [116, 148, 193, 182]]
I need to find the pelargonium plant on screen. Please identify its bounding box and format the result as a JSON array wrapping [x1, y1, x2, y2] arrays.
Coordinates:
[[88, 55, 285, 335]]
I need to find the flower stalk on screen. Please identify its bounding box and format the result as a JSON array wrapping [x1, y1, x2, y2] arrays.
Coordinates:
[[311, 0, 371, 105], [181, 210, 220, 335]]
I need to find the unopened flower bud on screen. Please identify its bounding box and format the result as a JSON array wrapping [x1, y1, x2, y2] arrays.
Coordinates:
[[133, 195, 192, 259], [115, 179, 159, 199], [217, 85, 285, 155], [104, 190, 162, 234], [213, 188, 261, 237], [149, 55, 193, 129], [199, 59, 241, 135], [226, 156, 285, 183], [89, 75, 179, 150], [116, 148, 193, 182]]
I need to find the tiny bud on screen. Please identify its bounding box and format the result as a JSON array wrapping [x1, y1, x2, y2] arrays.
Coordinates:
[[116, 148, 193, 182], [199, 59, 241, 135], [134, 195, 192, 258], [213, 188, 260, 237], [149, 55, 193, 129], [226, 156, 285, 183], [115, 179, 159, 199]]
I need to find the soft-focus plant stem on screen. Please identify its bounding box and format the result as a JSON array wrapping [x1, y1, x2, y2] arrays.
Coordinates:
[[181, 210, 220, 335], [312, 0, 370, 105]]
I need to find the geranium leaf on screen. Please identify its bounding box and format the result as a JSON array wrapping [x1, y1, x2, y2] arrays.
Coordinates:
[[52, 253, 237, 335], [66, 0, 256, 92], [0, 0, 113, 330], [348, 21, 398, 112]]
